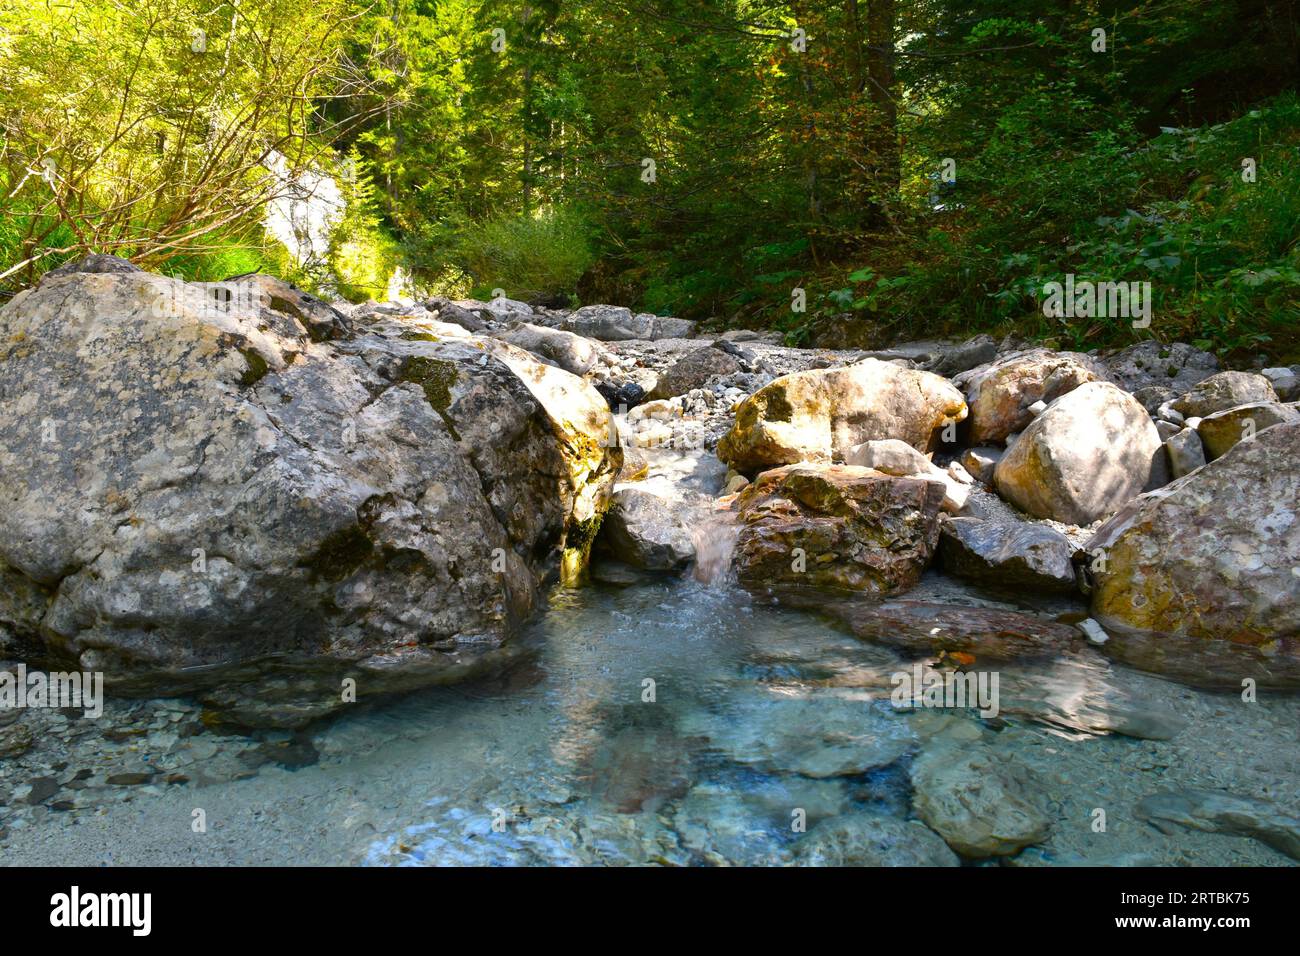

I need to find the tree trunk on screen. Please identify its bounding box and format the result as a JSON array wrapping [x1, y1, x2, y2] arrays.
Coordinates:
[[864, 0, 898, 221]]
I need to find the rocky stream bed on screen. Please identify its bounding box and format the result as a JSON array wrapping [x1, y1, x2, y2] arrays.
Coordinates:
[[0, 257, 1297, 866]]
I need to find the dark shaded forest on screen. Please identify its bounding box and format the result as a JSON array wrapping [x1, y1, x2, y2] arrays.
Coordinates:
[[2, 0, 1298, 357]]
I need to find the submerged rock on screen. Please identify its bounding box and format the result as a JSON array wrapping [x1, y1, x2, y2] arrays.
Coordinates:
[[994, 382, 1163, 525], [910, 745, 1052, 858], [988, 654, 1185, 740], [679, 687, 917, 778], [1085, 420, 1300, 687], [826, 599, 1081, 661], [1135, 789, 1300, 861], [717, 359, 967, 472], [0, 268, 619, 726], [0, 716, 34, 758], [675, 778, 849, 866], [732, 464, 945, 598], [794, 813, 959, 867]]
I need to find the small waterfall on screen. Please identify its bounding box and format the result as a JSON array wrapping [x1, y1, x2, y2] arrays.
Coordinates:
[[691, 507, 741, 587]]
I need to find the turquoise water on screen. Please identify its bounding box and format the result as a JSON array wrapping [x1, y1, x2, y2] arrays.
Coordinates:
[[3, 572, 1298, 866]]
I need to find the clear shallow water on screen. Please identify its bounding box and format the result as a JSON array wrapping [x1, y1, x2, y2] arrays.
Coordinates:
[[2, 573, 1298, 866]]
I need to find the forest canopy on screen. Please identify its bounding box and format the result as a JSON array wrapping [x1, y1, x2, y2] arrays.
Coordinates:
[[1, 0, 1297, 358]]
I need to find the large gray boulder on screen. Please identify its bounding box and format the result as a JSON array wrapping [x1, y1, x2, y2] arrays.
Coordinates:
[[1085, 420, 1300, 687], [0, 268, 620, 726], [994, 382, 1163, 525], [596, 485, 696, 570], [1101, 341, 1219, 411], [647, 345, 741, 400], [494, 321, 613, 376], [1170, 370, 1278, 419], [563, 305, 695, 341]]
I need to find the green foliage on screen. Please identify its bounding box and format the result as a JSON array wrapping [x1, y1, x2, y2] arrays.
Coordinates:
[[159, 236, 286, 284], [328, 154, 401, 302], [794, 93, 1300, 358], [0, 0, 363, 291], [434, 205, 595, 302], [1, 0, 1295, 364]]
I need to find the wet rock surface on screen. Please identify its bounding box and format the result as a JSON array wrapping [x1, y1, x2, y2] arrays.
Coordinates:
[[596, 484, 697, 570]]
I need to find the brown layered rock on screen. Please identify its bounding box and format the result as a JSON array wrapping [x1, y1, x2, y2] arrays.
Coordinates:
[[826, 599, 1082, 661], [732, 464, 945, 597]]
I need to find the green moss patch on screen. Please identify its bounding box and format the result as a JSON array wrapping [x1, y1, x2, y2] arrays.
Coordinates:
[[399, 355, 462, 441]]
